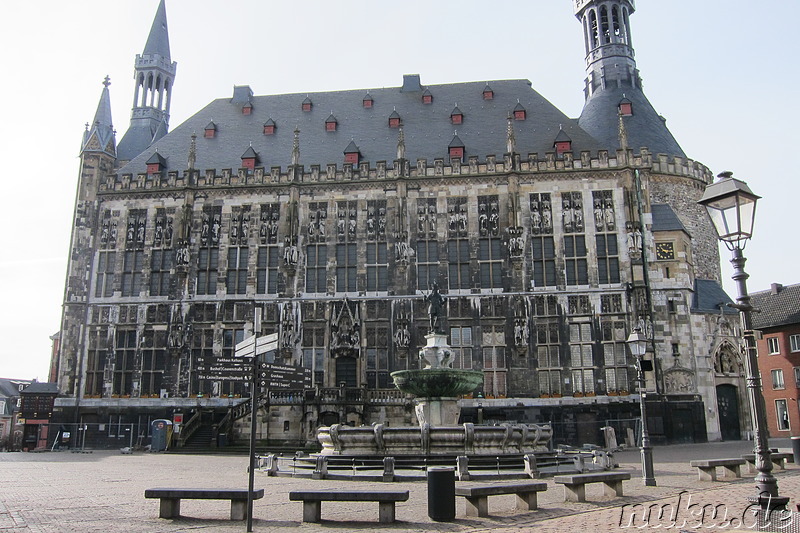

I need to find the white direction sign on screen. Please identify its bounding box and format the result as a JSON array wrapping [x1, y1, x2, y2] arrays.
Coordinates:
[[255, 333, 280, 355], [234, 335, 256, 358]]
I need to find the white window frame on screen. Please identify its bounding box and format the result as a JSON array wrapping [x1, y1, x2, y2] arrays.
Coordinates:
[[767, 337, 780, 355], [790, 334, 800, 353], [771, 369, 785, 390], [775, 399, 790, 431], [794, 366, 800, 388]]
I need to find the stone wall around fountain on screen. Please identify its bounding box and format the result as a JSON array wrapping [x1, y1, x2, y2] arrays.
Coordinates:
[[317, 422, 552, 456]]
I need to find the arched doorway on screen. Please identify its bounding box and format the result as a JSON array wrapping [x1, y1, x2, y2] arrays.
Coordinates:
[[716, 384, 741, 440]]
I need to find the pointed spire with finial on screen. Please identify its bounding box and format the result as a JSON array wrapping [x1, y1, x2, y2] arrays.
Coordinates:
[[397, 127, 406, 161], [291, 126, 300, 167], [188, 132, 197, 170], [81, 76, 116, 157], [506, 115, 517, 155], [618, 109, 629, 151]]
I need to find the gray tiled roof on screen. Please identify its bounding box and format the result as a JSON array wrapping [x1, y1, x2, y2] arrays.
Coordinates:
[[579, 86, 685, 158], [0, 378, 31, 399], [118, 78, 604, 175], [692, 279, 737, 315], [21, 382, 59, 395], [142, 0, 171, 61], [652, 203, 689, 234], [750, 283, 800, 330]]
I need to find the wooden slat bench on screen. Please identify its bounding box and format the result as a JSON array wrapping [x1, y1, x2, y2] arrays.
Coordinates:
[[144, 488, 264, 520], [455, 481, 547, 517], [553, 472, 631, 502], [689, 458, 745, 481], [742, 452, 794, 473], [288, 490, 409, 523]]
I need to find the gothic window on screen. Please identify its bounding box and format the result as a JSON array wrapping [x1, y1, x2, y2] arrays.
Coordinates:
[[95, 251, 115, 298], [140, 329, 167, 396], [417, 198, 437, 237], [126, 210, 147, 249], [336, 243, 357, 293], [230, 211, 250, 246], [536, 319, 561, 395], [226, 247, 249, 295], [533, 295, 558, 317], [447, 239, 470, 290], [416, 239, 439, 291], [307, 202, 328, 243], [259, 204, 280, 245], [302, 326, 326, 386], [564, 235, 588, 285], [478, 238, 502, 289], [121, 250, 144, 297], [447, 197, 468, 238], [561, 192, 584, 234], [200, 207, 222, 247], [85, 328, 108, 396], [305, 244, 327, 293], [366, 200, 387, 241], [601, 294, 623, 314], [191, 328, 215, 396], [570, 322, 595, 394], [449, 326, 473, 369], [365, 326, 390, 389], [336, 201, 358, 241], [153, 210, 172, 248], [482, 326, 507, 398], [336, 357, 357, 387], [113, 329, 137, 396], [256, 246, 279, 294], [531, 236, 556, 288], [366, 242, 388, 292], [149, 249, 173, 296], [196, 248, 219, 295], [602, 320, 629, 393], [568, 295, 592, 315]]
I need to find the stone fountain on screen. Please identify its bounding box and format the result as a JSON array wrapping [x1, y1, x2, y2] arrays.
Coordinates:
[[317, 285, 551, 456]]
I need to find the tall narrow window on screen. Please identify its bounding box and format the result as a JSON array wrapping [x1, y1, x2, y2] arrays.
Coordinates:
[[564, 235, 588, 285], [482, 326, 506, 398], [416, 240, 439, 291], [302, 326, 326, 386], [256, 246, 279, 294], [121, 250, 144, 297], [570, 322, 595, 394], [336, 243, 357, 293], [95, 251, 116, 297], [149, 249, 173, 296], [226, 247, 249, 295], [790, 334, 800, 352], [602, 320, 628, 393], [197, 248, 219, 295], [305, 244, 327, 293], [191, 328, 215, 397], [596, 234, 620, 284], [85, 328, 108, 396], [776, 399, 790, 431], [365, 326, 390, 388], [767, 337, 780, 354], [447, 239, 470, 290], [450, 326, 473, 369], [478, 238, 502, 289], [366, 242, 388, 292], [772, 369, 785, 390], [536, 319, 561, 395], [531, 237, 556, 288], [113, 330, 137, 396], [140, 329, 166, 396]]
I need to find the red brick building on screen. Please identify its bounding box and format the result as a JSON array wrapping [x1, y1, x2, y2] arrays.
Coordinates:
[[752, 283, 800, 437]]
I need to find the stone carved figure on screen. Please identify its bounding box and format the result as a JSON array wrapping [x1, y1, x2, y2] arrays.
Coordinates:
[[424, 283, 446, 333]]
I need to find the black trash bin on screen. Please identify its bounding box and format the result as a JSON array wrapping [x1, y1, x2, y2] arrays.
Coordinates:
[[792, 436, 800, 465], [427, 466, 455, 522]]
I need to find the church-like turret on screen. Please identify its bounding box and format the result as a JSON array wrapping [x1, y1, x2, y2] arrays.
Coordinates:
[[574, 0, 685, 157], [81, 76, 116, 158], [116, 0, 176, 164]]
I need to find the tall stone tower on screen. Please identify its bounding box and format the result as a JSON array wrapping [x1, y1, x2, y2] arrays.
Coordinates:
[[116, 0, 176, 165]]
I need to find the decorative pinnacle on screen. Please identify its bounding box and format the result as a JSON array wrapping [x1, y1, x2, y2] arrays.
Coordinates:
[[103, 75, 111, 88]]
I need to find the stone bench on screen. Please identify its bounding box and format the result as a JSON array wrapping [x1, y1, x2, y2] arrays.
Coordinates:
[[455, 481, 547, 517], [288, 490, 409, 523], [689, 458, 746, 481], [741, 452, 794, 473], [144, 488, 264, 520], [553, 472, 631, 502]]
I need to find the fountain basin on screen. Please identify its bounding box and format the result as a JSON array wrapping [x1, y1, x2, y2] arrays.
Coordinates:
[[317, 422, 553, 456], [391, 368, 483, 397]]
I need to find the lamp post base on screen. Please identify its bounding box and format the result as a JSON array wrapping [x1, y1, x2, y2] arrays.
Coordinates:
[[641, 446, 656, 486]]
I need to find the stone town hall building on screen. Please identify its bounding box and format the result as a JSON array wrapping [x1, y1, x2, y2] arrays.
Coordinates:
[[52, 0, 748, 447]]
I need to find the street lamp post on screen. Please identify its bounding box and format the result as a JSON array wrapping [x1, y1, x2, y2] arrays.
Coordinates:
[[626, 327, 656, 486], [698, 171, 787, 511]]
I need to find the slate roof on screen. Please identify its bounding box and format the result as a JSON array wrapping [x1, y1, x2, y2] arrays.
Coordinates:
[[579, 86, 685, 158], [118, 78, 604, 175], [750, 283, 800, 330], [0, 379, 31, 400], [20, 382, 59, 395], [142, 0, 171, 61], [81, 83, 115, 156], [692, 279, 738, 315], [651, 203, 689, 234]]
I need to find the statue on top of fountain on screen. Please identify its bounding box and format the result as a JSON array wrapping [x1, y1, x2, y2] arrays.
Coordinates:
[[424, 282, 446, 334]]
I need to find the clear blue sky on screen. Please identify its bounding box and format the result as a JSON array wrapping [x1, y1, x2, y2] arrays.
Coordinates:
[[0, 0, 797, 380]]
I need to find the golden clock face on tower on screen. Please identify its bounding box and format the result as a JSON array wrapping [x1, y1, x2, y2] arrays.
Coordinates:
[[656, 242, 675, 260]]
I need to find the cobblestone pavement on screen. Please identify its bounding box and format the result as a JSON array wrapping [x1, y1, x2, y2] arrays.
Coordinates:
[[1, 439, 797, 532]]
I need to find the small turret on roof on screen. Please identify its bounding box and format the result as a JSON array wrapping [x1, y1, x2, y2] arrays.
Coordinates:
[[344, 139, 361, 164], [146, 150, 167, 174], [449, 132, 465, 161], [241, 144, 258, 170], [554, 126, 572, 155], [263, 118, 276, 135]]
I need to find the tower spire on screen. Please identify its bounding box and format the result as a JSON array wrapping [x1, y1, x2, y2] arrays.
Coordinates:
[[116, 0, 177, 164], [81, 77, 116, 157]]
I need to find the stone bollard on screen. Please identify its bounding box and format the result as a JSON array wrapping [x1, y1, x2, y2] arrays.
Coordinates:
[[523, 454, 538, 478], [573, 453, 586, 473], [312, 455, 328, 480], [456, 455, 470, 481], [263, 453, 279, 476], [383, 456, 395, 482]]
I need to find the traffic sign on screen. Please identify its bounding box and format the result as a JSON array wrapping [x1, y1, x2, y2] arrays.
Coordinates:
[[255, 333, 280, 355], [235, 334, 256, 358]]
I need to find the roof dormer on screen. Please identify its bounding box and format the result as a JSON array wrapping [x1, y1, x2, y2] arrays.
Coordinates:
[[263, 118, 276, 135], [363, 92, 374, 109], [450, 104, 463, 125], [325, 113, 338, 132], [242, 101, 253, 115], [344, 140, 361, 164], [146, 151, 167, 174], [388, 108, 402, 128], [554, 127, 572, 155], [302, 96, 313, 112], [448, 132, 465, 162], [204, 121, 217, 138], [482, 83, 494, 100], [618, 95, 633, 117], [513, 101, 526, 121], [422, 88, 433, 105], [241, 145, 258, 170]]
